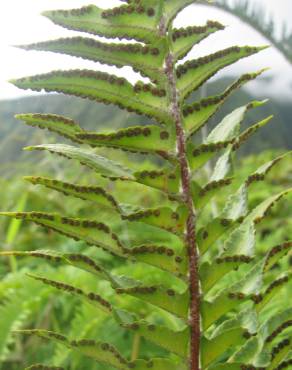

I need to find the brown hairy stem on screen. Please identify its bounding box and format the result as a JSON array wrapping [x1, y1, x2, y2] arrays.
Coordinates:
[[165, 53, 201, 370]]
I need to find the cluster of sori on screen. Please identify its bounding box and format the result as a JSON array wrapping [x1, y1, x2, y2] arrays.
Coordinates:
[[101, 4, 156, 19], [176, 46, 258, 78]]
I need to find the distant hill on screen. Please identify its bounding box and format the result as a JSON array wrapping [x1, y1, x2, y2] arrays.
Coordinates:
[[0, 77, 291, 170]]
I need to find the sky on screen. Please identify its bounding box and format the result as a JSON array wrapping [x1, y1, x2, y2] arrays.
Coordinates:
[[0, 0, 292, 101]]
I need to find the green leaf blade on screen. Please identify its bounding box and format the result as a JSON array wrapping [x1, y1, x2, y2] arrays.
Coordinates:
[[24, 176, 120, 212], [116, 285, 189, 320], [184, 71, 267, 135], [15, 113, 84, 143], [11, 71, 170, 124], [77, 125, 175, 155], [24, 144, 134, 179], [123, 206, 187, 234], [200, 255, 253, 293], [177, 45, 268, 100], [264, 241, 292, 272], [0, 212, 125, 257], [25, 365, 64, 370], [267, 339, 291, 369], [27, 273, 113, 313], [133, 357, 186, 370], [19, 37, 166, 82], [134, 168, 180, 194], [201, 327, 246, 368], [128, 245, 188, 277], [197, 217, 236, 255], [172, 21, 225, 61], [192, 178, 233, 210], [43, 4, 161, 44], [17, 329, 129, 370], [122, 321, 189, 357]]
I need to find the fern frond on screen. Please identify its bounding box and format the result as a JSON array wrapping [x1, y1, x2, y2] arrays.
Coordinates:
[[77, 125, 176, 156], [24, 144, 134, 179], [11, 71, 170, 124], [42, 4, 161, 44], [25, 365, 64, 370], [18, 37, 166, 83], [0, 212, 125, 257], [15, 113, 84, 144], [172, 20, 225, 61], [120, 320, 188, 357], [24, 176, 121, 212], [17, 329, 186, 370], [2, 1, 290, 369], [176, 46, 268, 100], [122, 206, 187, 234], [184, 70, 268, 135]]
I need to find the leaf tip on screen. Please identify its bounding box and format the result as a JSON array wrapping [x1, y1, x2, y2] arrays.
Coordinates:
[[0, 251, 13, 256], [0, 211, 14, 217], [12, 44, 27, 50], [23, 146, 34, 151], [13, 329, 36, 336], [8, 78, 18, 86], [15, 113, 27, 120], [25, 272, 40, 282], [261, 67, 271, 73], [41, 10, 52, 18], [259, 44, 270, 51]]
